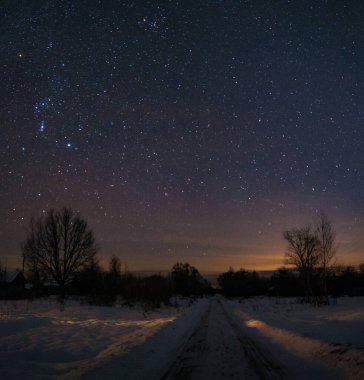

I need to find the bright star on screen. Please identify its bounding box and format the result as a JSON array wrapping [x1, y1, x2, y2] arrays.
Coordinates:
[[38, 121, 45, 132]]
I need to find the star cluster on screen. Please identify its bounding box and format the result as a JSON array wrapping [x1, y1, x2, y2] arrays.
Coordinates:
[[1, 0, 363, 271]]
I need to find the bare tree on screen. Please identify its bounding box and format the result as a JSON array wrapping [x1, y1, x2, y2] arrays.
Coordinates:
[[22, 208, 98, 299], [108, 255, 122, 298], [109, 255, 122, 278], [22, 237, 48, 296], [283, 227, 319, 302], [315, 210, 336, 303]]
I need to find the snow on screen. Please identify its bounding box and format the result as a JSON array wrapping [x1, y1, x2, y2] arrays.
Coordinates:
[[225, 297, 364, 379], [82, 298, 208, 380], [0, 298, 206, 379], [0, 296, 363, 379]]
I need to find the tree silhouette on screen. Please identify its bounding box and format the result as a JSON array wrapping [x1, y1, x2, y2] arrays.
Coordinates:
[[270, 267, 300, 297], [171, 262, 208, 297], [22, 207, 97, 299], [105, 255, 122, 305], [315, 211, 336, 303], [218, 268, 267, 297], [283, 227, 319, 302], [71, 257, 103, 303], [0, 259, 5, 282], [360, 263, 364, 276]]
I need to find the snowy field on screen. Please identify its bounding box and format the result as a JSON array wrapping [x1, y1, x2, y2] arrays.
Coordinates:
[[0, 296, 363, 379], [0, 298, 207, 379], [225, 297, 364, 379]]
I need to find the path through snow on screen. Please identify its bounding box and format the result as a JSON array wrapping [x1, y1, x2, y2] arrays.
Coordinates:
[[161, 299, 343, 380], [162, 299, 283, 379]]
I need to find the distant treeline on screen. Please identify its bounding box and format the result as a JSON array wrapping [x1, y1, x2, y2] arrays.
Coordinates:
[[29, 261, 364, 307], [3, 261, 364, 307], [218, 265, 364, 300], [68, 260, 210, 308]]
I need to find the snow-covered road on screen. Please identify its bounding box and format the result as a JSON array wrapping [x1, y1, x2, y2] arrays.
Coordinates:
[[163, 299, 284, 380]]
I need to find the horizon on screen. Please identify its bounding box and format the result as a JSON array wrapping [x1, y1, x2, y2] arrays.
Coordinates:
[[1, 255, 361, 278]]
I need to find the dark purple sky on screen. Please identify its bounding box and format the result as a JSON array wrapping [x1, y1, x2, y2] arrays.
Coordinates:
[[1, 0, 363, 272]]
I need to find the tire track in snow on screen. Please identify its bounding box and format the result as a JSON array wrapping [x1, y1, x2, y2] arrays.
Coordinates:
[[219, 301, 285, 380], [161, 301, 211, 380], [162, 299, 285, 380]]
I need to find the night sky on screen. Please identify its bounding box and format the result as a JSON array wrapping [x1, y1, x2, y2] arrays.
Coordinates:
[[1, 0, 363, 272]]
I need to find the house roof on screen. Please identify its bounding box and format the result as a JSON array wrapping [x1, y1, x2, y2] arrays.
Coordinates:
[[0, 271, 26, 284]]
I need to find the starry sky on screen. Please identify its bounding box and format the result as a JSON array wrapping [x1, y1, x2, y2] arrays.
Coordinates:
[[1, 0, 363, 273]]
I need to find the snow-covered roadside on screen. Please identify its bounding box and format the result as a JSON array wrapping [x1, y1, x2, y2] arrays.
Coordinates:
[[82, 298, 209, 380], [224, 297, 364, 379], [0, 298, 207, 379]]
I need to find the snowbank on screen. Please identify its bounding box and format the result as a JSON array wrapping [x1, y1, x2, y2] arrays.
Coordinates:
[[225, 297, 364, 379]]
